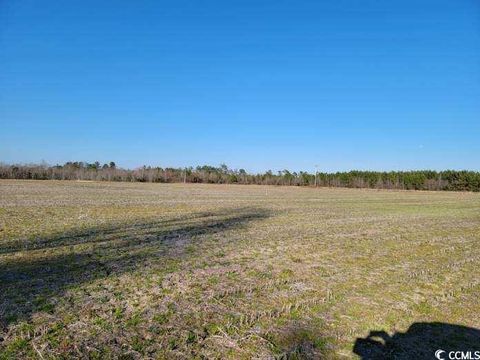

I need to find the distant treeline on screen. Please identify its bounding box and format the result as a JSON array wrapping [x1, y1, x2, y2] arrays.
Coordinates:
[[1, 162, 479, 192]]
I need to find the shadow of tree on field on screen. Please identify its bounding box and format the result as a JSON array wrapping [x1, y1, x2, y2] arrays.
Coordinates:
[[353, 322, 480, 360], [0, 210, 237, 255], [0, 207, 270, 330]]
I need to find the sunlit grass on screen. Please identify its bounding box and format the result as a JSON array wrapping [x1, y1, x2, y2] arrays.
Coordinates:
[[1, 180, 479, 358]]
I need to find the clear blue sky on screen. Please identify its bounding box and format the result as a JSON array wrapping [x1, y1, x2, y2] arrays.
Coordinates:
[[1, 0, 479, 172]]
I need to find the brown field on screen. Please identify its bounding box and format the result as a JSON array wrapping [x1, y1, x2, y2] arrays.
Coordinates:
[[1, 180, 479, 359]]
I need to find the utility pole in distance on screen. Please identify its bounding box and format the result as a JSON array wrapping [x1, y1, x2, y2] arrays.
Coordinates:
[[314, 164, 319, 187], [184, 168, 187, 183]]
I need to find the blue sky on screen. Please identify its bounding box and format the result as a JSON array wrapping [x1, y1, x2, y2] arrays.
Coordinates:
[[1, 0, 479, 172]]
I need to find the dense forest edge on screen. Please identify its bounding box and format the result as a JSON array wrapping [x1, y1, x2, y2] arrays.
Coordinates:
[[1, 162, 479, 192]]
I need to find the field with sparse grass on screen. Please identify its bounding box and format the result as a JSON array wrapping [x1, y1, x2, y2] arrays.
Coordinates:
[[1, 180, 479, 359]]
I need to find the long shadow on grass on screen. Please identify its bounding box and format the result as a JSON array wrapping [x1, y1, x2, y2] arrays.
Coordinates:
[[353, 322, 480, 359], [0, 210, 235, 255], [0, 207, 270, 329]]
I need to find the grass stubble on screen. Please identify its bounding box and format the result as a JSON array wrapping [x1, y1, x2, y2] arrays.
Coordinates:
[[0, 180, 479, 358]]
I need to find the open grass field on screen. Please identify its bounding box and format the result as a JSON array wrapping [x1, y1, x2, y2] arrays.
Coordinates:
[[1, 180, 479, 359]]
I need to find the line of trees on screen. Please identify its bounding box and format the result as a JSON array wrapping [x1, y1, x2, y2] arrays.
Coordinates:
[[0, 162, 479, 192]]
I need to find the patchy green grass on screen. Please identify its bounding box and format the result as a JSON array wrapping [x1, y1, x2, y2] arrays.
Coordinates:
[[0, 180, 479, 359]]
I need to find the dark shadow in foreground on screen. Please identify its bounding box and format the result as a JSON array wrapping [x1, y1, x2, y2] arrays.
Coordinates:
[[0, 207, 270, 330], [353, 322, 480, 360]]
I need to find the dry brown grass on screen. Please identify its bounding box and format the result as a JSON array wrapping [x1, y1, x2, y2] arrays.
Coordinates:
[[1, 180, 479, 359]]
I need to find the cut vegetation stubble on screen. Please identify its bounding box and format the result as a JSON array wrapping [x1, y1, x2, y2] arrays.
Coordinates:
[[0, 180, 479, 358]]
